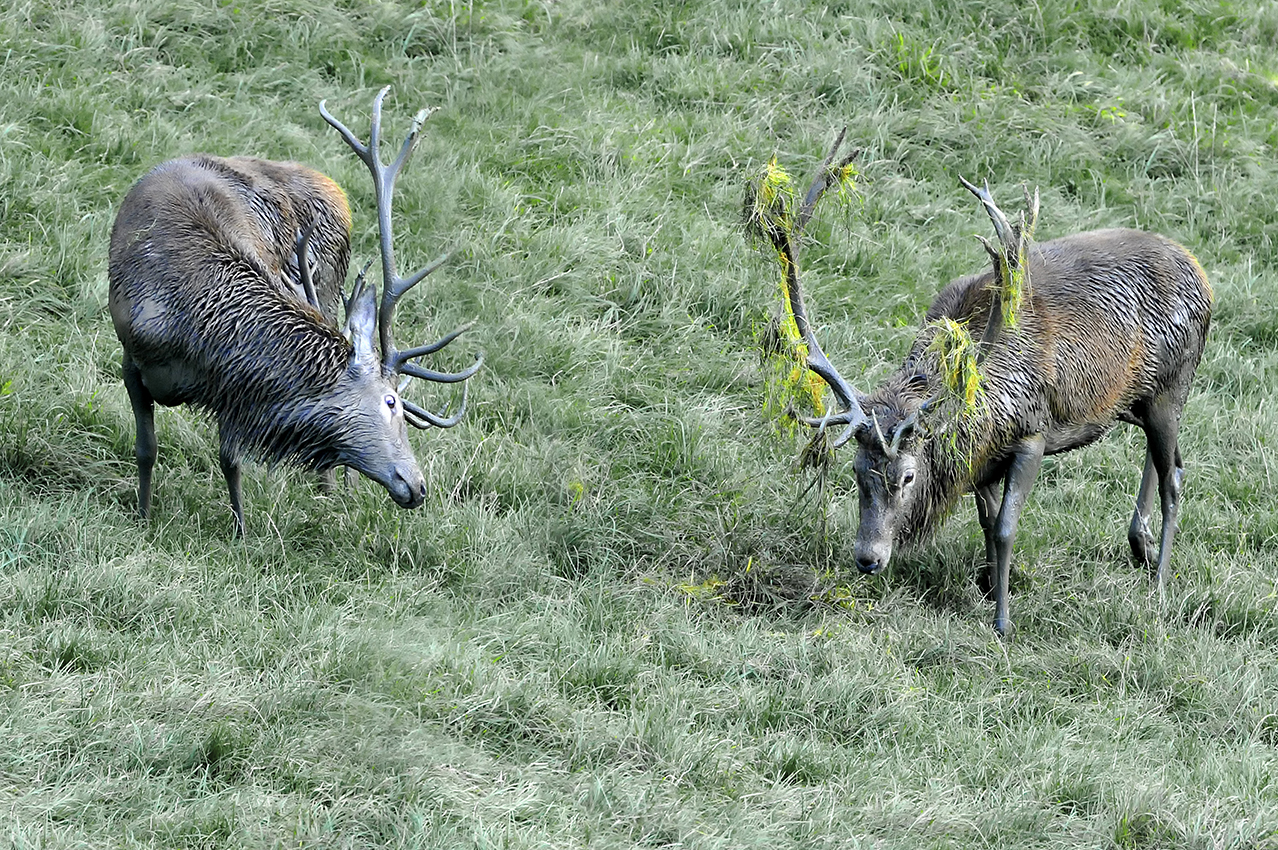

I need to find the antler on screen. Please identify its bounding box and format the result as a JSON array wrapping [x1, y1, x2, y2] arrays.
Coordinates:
[[748, 129, 867, 448], [320, 87, 482, 429], [293, 221, 321, 311], [958, 177, 1039, 364]]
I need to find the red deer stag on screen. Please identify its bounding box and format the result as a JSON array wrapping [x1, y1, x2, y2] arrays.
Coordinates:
[[109, 87, 480, 536], [747, 132, 1212, 636]]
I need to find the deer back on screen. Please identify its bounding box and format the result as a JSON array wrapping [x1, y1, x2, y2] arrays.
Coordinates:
[[108, 155, 367, 453], [913, 228, 1212, 452]]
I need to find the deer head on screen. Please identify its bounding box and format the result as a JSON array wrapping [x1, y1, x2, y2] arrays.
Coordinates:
[[312, 87, 483, 504], [751, 132, 1036, 574]]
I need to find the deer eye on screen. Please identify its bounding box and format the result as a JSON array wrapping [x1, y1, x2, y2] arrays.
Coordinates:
[[384, 393, 397, 409], [901, 470, 915, 487]]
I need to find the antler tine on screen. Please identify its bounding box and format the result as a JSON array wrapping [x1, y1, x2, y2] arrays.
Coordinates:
[[395, 321, 475, 364], [391, 107, 431, 183], [1023, 184, 1040, 235], [958, 176, 1016, 255], [831, 420, 861, 449], [400, 352, 484, 384], [318, 96, 371, 163], [339, 261, 373, 340], [973, 234, 1001, 267], [795, 126, 856, 235], [402, 385, 468, 430], [393, 249, 450, 301], [293, 221, 321, 310], [342, 259, 373, 319]]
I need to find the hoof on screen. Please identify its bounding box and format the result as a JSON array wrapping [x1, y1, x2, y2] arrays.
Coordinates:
[[993, 617, 1014, 640], [1128, 534, 1155, 567]]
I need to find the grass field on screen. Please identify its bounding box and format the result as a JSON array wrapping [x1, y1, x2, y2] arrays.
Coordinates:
[[2, 0, 1278, 846]]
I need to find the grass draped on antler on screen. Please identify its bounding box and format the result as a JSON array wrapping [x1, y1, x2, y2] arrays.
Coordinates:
[[744, 156, 797, 247], [745, 154, 859, 435], [962, 178, 1040, 338], [989, 210, 1035, 330]]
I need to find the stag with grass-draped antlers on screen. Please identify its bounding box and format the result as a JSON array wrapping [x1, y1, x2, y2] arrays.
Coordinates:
[[109, 87, 480, 536], [746, 131, 1212, 637]]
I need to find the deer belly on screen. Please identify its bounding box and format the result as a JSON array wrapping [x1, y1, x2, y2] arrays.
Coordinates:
[[136, 360, 203, 407], [1043, 422, 1111, 455]]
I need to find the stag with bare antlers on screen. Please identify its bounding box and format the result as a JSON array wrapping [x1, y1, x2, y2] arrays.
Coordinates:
[[747, 134, 1212, 637], [109, 88, 480, 536]]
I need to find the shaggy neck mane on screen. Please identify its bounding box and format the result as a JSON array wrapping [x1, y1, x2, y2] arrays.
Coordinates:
[[196, 254, 358, 466], [861, 350, 997, 550]]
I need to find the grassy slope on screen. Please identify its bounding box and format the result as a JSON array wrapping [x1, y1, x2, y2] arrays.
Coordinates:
[[2, 0, 1277, 846]]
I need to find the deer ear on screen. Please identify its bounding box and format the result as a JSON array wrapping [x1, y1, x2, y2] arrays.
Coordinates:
[[345, 278, 378, 364]]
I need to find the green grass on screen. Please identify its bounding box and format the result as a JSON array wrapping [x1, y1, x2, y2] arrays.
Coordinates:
[[3, 0, 1278, 846]]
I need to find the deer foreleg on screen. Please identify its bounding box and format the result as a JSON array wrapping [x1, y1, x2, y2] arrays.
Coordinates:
[[219, 444, 246, 538], [990, 435, 1045, 638], [122, 357, 157, 520]]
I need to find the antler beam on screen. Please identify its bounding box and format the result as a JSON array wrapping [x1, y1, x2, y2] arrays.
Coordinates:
[[320, 87, 482, 429], [764, 129, 868, 447]]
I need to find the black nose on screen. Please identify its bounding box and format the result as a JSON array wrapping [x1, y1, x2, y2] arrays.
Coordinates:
[[390, 467, 426, 509], [856, 556, 881, 575]]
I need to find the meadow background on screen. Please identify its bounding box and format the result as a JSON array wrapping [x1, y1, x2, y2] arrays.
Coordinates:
[[2, 0, 1277, 846]]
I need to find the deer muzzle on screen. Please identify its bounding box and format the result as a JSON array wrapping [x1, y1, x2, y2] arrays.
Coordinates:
[[383, 462, 427, 509], [853, 536, 892, 575]]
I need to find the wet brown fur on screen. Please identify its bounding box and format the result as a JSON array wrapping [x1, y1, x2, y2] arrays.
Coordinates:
[[108, 155, 363, 470], [859, 228, 1212, 549]]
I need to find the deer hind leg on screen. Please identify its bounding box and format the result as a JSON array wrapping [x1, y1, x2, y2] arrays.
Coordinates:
[[122, 356, 157, 520], [974, 480, 1001, 599], [1128, 448, 1159, 567], [1142, 396, 1185, 589]]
